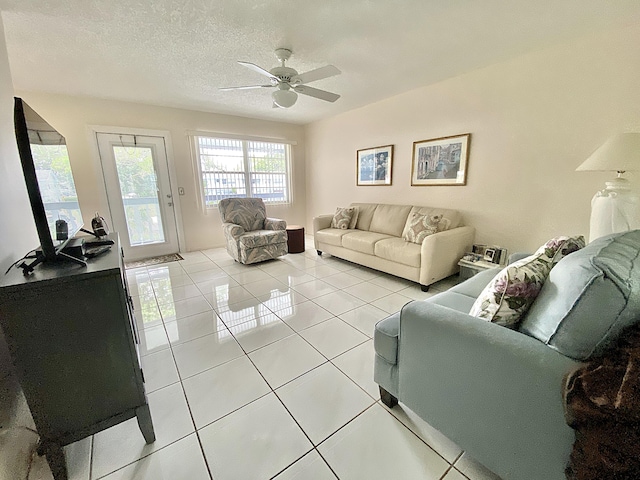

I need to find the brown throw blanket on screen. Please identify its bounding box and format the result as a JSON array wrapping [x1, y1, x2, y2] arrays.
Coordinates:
[[563, 324, 640, 480]]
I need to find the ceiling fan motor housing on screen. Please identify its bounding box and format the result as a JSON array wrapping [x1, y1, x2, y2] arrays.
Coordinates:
[[270, 66, 298, 84]]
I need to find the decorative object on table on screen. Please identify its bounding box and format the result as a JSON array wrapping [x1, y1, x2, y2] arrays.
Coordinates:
[[462, 252, 484, 263], [356, 144, 393, 186], [411, 133, 470, 186], [471, 244, 507, 265], [286, 225, 305, 253], [576, 132, 640, 242]]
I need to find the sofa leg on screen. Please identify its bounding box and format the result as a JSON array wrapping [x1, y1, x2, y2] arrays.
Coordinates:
[[420, 284, 429, 292], [379, 386, 398, 408], [317, 250, 323, 256]]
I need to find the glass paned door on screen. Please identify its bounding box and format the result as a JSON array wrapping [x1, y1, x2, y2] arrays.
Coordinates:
[[97, 133, 179, 261]]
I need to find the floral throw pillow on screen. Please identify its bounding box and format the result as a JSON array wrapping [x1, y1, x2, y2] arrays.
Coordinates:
[[534, 235, 585, 265], [331, 207, 356, 230], [403, 212, 443, 244], [468, 254, 551, 327], [469, 235, 585, 327]]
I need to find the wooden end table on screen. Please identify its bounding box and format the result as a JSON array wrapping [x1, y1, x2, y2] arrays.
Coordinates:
[[286, 225, 305, 253]]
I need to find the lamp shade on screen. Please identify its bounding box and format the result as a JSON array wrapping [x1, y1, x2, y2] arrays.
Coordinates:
[[576, 133, 640, 172], [272, 89, 297, 108]]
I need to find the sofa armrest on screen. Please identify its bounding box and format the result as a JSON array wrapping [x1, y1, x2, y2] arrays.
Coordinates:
[[419, 225, 475, 286], [265, 218, 286, 230], [313, 214, 333, 234], [398, 300, 580, 479]]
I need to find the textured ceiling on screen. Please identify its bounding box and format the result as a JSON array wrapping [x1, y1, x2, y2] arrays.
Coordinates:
[[1, 1, 640, 125]]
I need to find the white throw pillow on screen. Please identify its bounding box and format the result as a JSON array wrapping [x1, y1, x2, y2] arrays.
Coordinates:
[[403, 212, 443, 244], [331, 207, 356, 230]]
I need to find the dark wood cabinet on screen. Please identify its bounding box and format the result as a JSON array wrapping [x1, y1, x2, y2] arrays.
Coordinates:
[[0, 234, 154, 479]]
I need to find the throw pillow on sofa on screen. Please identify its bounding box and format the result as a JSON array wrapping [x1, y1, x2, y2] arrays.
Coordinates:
[[403, 212, 444, 244], [331, 207, 356, 230], [535, 235, 585, 265], [469, 235, 585, 327]]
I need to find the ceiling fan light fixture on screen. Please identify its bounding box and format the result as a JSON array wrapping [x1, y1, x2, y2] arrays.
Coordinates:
[[272, 89, 297, 108]]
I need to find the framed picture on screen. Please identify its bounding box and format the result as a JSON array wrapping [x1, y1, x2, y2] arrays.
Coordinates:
[[411, 133, 470, 186], [357, 145, 393, 186]]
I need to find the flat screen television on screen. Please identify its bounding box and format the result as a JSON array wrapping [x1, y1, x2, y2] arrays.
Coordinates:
[[13, 97, 86, 273]]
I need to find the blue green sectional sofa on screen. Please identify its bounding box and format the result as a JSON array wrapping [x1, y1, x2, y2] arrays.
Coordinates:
[[374, 230, 640, 480]]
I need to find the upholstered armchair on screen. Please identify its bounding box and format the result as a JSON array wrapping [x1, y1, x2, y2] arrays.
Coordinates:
[[218, 198, 288, 264]]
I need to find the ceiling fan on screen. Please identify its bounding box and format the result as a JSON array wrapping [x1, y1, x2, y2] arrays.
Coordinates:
[[220, 48, 341, 108]]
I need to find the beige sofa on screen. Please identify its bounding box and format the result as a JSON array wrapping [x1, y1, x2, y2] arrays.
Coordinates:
[[313, 203, 475, 291]]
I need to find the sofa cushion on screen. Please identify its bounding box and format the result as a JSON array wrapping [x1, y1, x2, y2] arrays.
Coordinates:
[[350, 203, 378, 231], [403, 212, 443, 244], [331, 206, 356, 230], [239, 229, 287, 248], [342, 231, 393, 255], [315, 228, 354, 247], [369, 204, 413, 237], [520, 230, 640, 361], [469, 236, 585, 328], [374, 312, 401, 364], [374, 238, 421, 268]]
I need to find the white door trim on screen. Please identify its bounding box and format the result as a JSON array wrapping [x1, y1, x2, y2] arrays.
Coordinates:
[[88, 125, 185, 254]]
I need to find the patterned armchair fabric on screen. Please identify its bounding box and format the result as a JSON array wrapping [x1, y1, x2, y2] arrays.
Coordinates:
[[218, 198, 288, 264]]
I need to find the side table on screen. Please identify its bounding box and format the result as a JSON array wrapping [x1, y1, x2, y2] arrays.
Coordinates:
[[286, 225, 305, 253], [458, 257, 502, 281]]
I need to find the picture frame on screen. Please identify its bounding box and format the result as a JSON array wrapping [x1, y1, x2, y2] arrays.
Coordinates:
[[411, 133, 470, 186], [484, 248, 497, 263], [356, 144, 393, 186]]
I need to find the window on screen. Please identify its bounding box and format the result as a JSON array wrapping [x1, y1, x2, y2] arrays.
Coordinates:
[[193, 136, 291, 207]]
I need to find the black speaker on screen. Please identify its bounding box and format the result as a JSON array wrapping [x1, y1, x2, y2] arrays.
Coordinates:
[[55, 219, 68, 241]]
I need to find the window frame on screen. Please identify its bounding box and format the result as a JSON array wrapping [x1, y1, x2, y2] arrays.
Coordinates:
[[191, 134, 293, 209]]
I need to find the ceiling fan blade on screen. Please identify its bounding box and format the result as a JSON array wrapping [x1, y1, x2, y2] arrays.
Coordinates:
[[293, 85, 340, 103], [237, 61, 279, 80], [219, 85, 273, 91], [291, 65, 341, 85]]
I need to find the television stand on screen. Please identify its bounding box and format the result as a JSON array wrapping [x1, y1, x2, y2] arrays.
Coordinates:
[[0, 233, 155, 479]]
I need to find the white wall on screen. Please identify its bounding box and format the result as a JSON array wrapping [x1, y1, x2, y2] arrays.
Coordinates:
[[15, 93, 307, 252], [0, 23, 37, 272], [0, 20, 39, 376], [304, 23, 640, 254]]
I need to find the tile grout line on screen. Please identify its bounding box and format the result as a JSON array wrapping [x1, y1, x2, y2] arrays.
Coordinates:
[[154, 272, 216, 480]]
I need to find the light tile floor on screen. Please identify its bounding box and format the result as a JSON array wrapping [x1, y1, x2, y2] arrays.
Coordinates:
[[0, 236, 502, 480]]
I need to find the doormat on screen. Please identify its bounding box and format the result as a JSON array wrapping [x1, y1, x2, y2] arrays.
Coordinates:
[[125, 253, 183, 269]]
